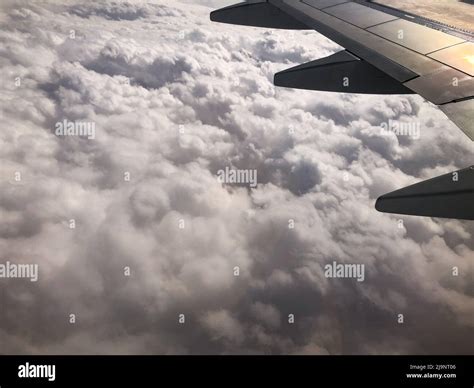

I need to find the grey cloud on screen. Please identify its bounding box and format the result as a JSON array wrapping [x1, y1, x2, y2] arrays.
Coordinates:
[[69, 2, 181, 21], [0, 0, 472, 356]]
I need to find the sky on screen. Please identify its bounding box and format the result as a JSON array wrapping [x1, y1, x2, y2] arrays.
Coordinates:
[[0, 0, 473, 355]]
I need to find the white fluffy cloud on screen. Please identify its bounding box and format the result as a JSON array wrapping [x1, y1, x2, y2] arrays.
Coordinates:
[[0, 0, 472, 355]]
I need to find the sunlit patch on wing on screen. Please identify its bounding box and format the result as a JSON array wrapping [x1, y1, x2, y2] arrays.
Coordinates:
[[428, 42, 474, 77], [464, 55, 474, 66]]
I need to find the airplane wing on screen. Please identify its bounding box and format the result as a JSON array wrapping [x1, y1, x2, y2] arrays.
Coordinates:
[[211, 0, 474, 140], [211, 0, 474, 220]]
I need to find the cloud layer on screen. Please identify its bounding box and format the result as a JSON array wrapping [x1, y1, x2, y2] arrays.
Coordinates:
[[0, 0, 472, 354]]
